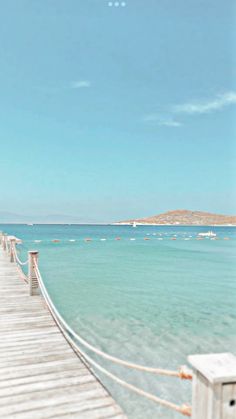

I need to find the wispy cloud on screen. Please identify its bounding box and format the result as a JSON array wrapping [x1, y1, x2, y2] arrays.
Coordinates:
[[159, 120, 182, 127], [143, 91, 236, 129], [173, 91, 236, 114], [144, 114, 182, 127], [71, 80, 91, 89]]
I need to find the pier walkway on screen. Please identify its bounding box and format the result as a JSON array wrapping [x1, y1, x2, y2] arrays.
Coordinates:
[[0, 247, 126, 419]]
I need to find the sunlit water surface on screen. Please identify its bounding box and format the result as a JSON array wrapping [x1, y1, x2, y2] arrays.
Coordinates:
[[1, 224, 236, 418]]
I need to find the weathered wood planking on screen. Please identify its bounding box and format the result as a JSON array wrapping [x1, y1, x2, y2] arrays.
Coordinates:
[[189, 353, 236, 419], [0, 249, 127, 419]]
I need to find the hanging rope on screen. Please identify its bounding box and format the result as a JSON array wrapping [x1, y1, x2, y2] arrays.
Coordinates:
[[15, 264, 28, 283], [9, 240, 29, 283], [34, 260, 191, 416], [10, 241, 28, 266], [33, 261, 192, 380], [32, 260, 191, 416], [2, 235, 192, 416], [14, 250, 28, 266]]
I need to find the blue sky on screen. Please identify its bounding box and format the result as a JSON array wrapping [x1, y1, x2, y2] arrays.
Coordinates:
[[0, 0, 235, 222]]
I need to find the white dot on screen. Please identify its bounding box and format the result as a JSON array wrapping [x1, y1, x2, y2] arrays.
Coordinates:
[[108, 1, 113, 6], [114, 2, 119, 6], [121, 1, 126, 6]]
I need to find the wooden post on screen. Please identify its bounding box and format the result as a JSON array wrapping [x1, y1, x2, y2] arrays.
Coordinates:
[[188, 353, 236, 419], [28, 251, 39, 296], [2, 233, 7, 251], [0, 232, 4, 248], [9, 239, 16, 263], [6, 236, 10, 254]]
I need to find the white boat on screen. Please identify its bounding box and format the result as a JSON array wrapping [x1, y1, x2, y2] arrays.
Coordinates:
[[198, 231, 216, 237], [132, 222, 137, 228]]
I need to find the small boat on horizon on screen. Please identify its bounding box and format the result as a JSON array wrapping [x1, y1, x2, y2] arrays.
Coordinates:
[[132, 222, 137, 228], [198, 231, 217, 237]]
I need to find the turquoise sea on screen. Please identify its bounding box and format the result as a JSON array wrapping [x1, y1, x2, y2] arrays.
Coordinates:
[[1, 224, 236, 418]]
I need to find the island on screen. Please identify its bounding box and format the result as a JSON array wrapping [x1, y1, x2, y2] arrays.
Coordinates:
[[115, 210, 236, 226]]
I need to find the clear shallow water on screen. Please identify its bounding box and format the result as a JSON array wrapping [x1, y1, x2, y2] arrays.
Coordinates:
[[1, 224, 236, 418]]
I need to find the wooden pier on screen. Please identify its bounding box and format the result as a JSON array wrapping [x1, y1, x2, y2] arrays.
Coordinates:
[[0, 246, 126, 419]]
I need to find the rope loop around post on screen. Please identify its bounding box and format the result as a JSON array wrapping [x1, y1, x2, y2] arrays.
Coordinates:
[[178, 366, 193, 380], [180, 404, 192, 417]]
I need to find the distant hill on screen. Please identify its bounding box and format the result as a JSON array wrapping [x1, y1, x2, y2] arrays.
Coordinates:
[[117, 210, 236, 226]]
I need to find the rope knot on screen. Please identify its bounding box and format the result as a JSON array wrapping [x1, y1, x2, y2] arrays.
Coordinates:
[[178, 365, 193, 380], [180, 404, 192, 416]]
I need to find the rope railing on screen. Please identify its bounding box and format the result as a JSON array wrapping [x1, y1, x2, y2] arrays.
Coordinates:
[[2, 232, 236, 419], [33, 260, 192, 380], [9, 239, 29, 283], [33, 259, 192, 417], [1, 234, 192, 416], [16, 267, 29, 283], [12, 244, 28, 266]]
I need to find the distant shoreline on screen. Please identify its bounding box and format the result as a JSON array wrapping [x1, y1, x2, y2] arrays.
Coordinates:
[[113, 223, 236, 227], [0, 222, 235, 227]]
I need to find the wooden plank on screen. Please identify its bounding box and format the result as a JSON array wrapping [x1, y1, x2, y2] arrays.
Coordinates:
[[0, 346, 74, 360], [0, 397, 116, 419], [0, 335, 65, 349], [9, 401, 125, 419], [0, 342, 72, 355], [0, 247, 126, 418], [189, 353, 236, 384], [0, 374, 97, 397], [0, 351, 77, 368], [222, 383, 236, 419], [189, 353, 236, 419], [0, 385, 106, 412], [0, 367, 90, 388], [0, 360, 83, 381]]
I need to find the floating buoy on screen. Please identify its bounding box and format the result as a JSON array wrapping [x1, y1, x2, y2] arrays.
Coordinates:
[[171, 238, 176, 240], [144, 237, 150, 240], [100, 238, 106, 241], [34, 240, 41, 243], [69, 239, 76, 242], [52, 239, 60, 243], [115, 237, 121, 240], [130, 238, 136, 241], [224, 237, 230, 240], [85, 238, 92, 242]]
